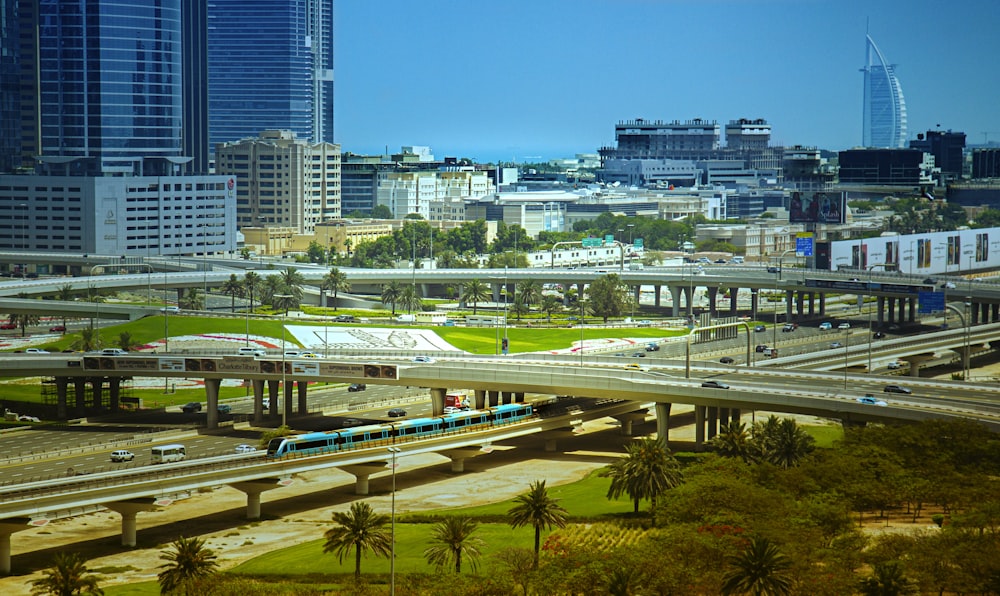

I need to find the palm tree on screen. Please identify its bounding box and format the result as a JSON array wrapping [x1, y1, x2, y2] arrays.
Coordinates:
[[719, 536, 793, 596], [462, 278, 489, 315], [322, 501, 392, 580], [75, 328, 98, 352], [116, 332, 137, 352], [30, 552, 103, 596], [279, 267, 305, 301], [381, 281, 402, 315], [399, 284, 423, 314], [157, 535, 219, 595], [541, 295, 562, 323], [507, 480, 568, 569], [242, 271, 261, 311], [858, 561, 918, 596], [602, 437, 682, 524], [260, 274, 283, 306], [179, 288, 203, 311], [752, 416, 815, 469], [56, 283, 76, 330], [322, 267, 351, 310], [712, 421, 753, 463], [221, 274, 244, 313], [272, 292, 297, 315], [423, 517, 485, 574], [517, 279, 541, 311]]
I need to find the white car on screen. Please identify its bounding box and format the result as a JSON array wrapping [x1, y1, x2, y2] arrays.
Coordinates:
[[412, 355, 435, 363], [110, 450, 135, 462], [838, 322, 851, 330], [25, 348, 49, 354], [443, 406, 466, 414], [234, 444, 257, 454], [238, 346, 267, 357]]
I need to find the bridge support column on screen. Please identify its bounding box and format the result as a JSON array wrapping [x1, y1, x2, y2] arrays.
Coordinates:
[[900, 354, 934, 377], [819, 292, 826, 316], [105, 499, 158, 547], [108, 377, 121, 411], [297, 381, 308, 414], [670, 286, 682, 317], [430, 387, 446, 415], [706, 407, 719, 440], [283, 381, 293, 422], [267, 380, 280, 421], [74, 378, 87, 415], [908, 297, 916, 323], [654, 285, 662, 308], [613, 411, 648, 436], [730, 408, 742, 424], [694, 406, 706, 445], [204, 378, 221, 429], [339, 463, 391, 495], [488, 391, 499, 407], [514, 392, 525, 403], [501, 391, 512, 405], [542, 422, 583, 452], [231, 479, 282, 519], [252, 379, 265, 423], [55, 377, 68, 420], [440, 447, 492, 473], [474, 390, 486, 410], [655, 403, 671, 444], [90, 378, 103, 409], [707, 287, 719, 317], [876, 296, 886, 327], [0, 518, 36, 574]]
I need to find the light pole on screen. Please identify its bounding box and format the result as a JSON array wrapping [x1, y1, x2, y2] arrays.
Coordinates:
[[387, 446, 401, 596], [627, 223, 635, 246], [964, 298, 972, 381], [843, 328, 850, 388]]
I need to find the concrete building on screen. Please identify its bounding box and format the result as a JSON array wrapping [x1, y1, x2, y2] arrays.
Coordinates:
[[377, 170, 493, 219], [909, 129, 966, 183], [972, 148, 1000, 180], [215, 130, 341, 234], [838, 148, 923, 186], [782, 146, 836, 192], [862, 34, 908, 149]]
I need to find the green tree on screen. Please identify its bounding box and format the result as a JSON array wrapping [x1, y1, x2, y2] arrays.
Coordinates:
[[221, 274, 244, 313], [541, 295, 563, 323], [116, 332, 137, 352], [587, 273, 630, 323], [423, 517, 485, 574], [242, 271, 261, 311], [719, 536, 793, 596], [507, 480, 569, 569], [272, 292, 297, 315], [321, 267, 351, 310], [179, 288, 203, 311], [370, 204, 393, 219], [399, 284, 423, 313], [380, 281, 402, 315], [306, 240, 328, 264], [751, 416, 815, 469], [157, 535, 219, 595], [462, 278, 490, 315], [602, 437, 683, 523], [517, 279, 541, 310], [858, 560, 918, 596], [712, 421, 753, 463], [322, 501, 392, 580], [278, 268, 305, 302], [30, 552, 104, 596], [74, 327, 99, 352], [56, 283, 76, 330]]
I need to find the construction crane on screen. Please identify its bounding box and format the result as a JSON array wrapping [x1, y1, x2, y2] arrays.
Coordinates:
[[982, 132, 1000, 145]]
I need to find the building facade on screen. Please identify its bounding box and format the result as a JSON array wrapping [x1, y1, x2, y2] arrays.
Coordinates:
[[838, 149, 923, 186], [909, 129, 966, 182], [207, 0, 334, 152], [862, 34, 908, 149], [215, 130, 341, 234], [972, 149, 1000, 180]]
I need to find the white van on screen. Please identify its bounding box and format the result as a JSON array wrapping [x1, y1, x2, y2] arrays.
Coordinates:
[[731, 256, 744, 264], [396, 314, 416, 323], [151, 444, 186, 464]]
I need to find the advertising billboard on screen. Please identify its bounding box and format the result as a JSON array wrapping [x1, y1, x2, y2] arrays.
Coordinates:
[[789, 191, 846, 224]]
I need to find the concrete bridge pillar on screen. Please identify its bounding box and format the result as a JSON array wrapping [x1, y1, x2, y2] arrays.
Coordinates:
[[204, 378, 221, 429], [252, 379, 265, 423], [231, 479, 283, 519], [441, 447, 492, 473], [339, 463, 391, 495], [612, 411, 647, 436], [706, 407, 719, 440], [283, 381, 293, 422], [542, 422, 583, 452], [90, 378, 103, 409], [55, 377, 68, 420], [488, 391, 499, 407], [267, 380, 280, 421], [105, 499, 158, 547], [514, 392, 525, 403], [707, 286, 719, 317], [108, 377, 121, 411], [750, 291, 759, 319], [297, 380, 308, 414], [900, 354, 934, 377], [430, 387, 446, 415], [654, 285, 662, 308], [655, 403, 671, 444], [474, 389, 486, 410], [501, 391, 513, 405], [695, 406, 706, 445], [908, 297, 916, 322], [74, 378, 87, 415], [0, 518, 37, 574], [670, 285, 683, 317], [730, 408, 742, 424]]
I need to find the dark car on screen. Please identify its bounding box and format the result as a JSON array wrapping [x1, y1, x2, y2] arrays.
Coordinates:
[[217, 404, 232, 415], [714, 258, 727, 264], [767, 266, 781, 274], [755, 344, 768, 353], [701, 380, 730, 389], [922, 277, 937, 285], [883, 384, 912, 395], [754, 325, 767, 332], [181, 402, 202, 413], [0, 322, 15, 330], [873, 331, 886, 339], [645, 343, 660, 352], [631, 352, 646, 358], [719, 357, 735, 364], [387, 408, 407, 418], [347, 383, 367, 392]]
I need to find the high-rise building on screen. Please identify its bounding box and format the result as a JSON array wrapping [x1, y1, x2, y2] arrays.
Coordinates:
[[861, 34, 908, 148], [207, 0, 334, 153], [215, 130, 341, 233], [0, 0, 19, 173], [0, 0, 235, 256], [910, 129, 966, 182]]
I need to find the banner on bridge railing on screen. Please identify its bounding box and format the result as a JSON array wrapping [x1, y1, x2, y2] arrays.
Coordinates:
[[81, 356, 397, 380]]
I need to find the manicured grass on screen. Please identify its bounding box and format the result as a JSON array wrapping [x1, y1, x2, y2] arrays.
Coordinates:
[[435, 326, 678, 354], [805, 423, 844, 448]]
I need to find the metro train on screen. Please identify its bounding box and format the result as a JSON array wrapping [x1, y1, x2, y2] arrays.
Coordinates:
[[265, 402, 534, 459]]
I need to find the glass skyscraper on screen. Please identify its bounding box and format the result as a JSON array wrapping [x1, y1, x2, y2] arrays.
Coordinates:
[[34, 0, 184, 175], [207, 0, 334, 151], [861, 34, 907, 149]]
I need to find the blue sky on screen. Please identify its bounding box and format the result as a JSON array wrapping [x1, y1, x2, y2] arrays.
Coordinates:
[[333, 0, 1000, 162]]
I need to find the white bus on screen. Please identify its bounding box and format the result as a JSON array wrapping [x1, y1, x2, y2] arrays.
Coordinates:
[[151, 444, 186, 464]]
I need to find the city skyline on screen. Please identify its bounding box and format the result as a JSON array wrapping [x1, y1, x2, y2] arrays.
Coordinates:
[[334, 0, 1000, 162]]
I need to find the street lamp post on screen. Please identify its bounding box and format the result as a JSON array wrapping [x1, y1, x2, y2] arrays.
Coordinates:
[[843, 328, 850, 388], [387, 446, 401, 596], [865, 263, 886, 372], [627, 223, 635, 246]]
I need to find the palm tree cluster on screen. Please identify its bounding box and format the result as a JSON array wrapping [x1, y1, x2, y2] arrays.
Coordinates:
[[711, 416, 815, 468], [602, 437, 683, 525], [157, 535, 220, 594]]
